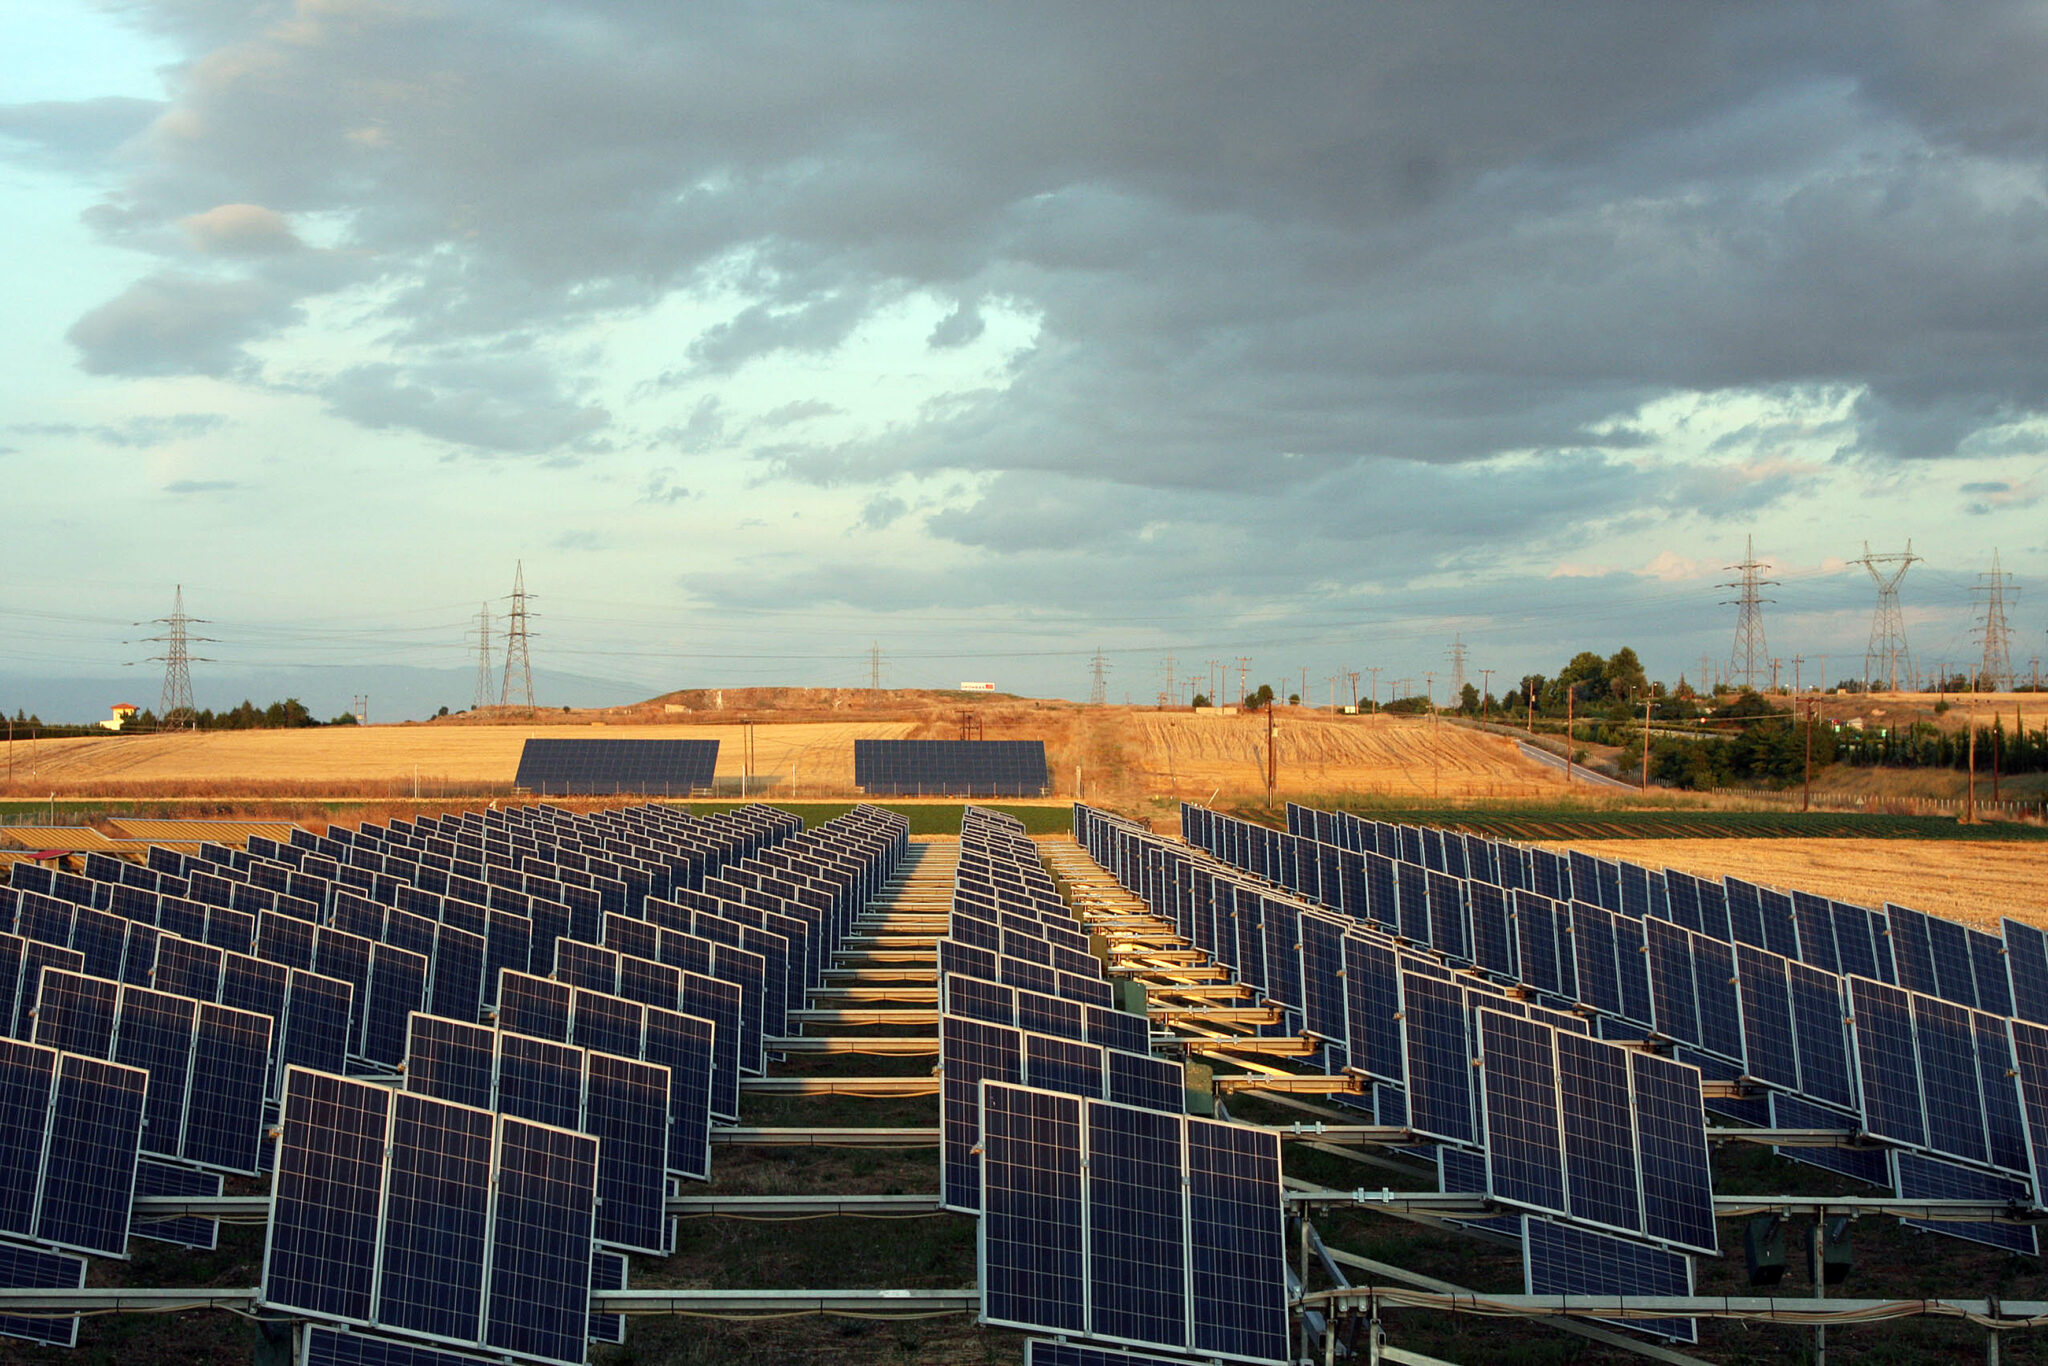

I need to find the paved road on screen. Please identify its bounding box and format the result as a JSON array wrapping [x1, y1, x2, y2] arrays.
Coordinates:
[[1517, 741, 1639, 791]]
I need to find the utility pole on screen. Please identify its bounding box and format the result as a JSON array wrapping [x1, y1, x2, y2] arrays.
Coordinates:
[[1089, 648, 1111, 707], [1299, 665, 1307, 706], [1480, 669, 1493, 722], [1853, 541, 1920, 691], [1770, 657, 1783, 693], [1565, 685, 1575, 784], [144, 585, 212, 729], [1366, 666, 1382, 712], [471, 603, 494, 711], [868, 642, 884, 691], [1720, 535, 1777, 690], [1973, 548, 2018, 692], [1423, 672, 1435, 710], [1803, 699, 1815, 812], [1347, 670, 1360, 710], [1265, 702, 1277, 809], [352, 694, 368, 727], [1818, 653, 1828, 693], [1793, 655, 1804, 695], [1236, 657, 1251, 707], [1448, 635, 1468, 699], [500, 562, 536, 712], [1642, 692, 1653, 791]]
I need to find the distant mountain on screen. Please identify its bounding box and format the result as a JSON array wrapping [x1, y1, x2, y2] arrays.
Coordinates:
[[0, 666, 653, 726]]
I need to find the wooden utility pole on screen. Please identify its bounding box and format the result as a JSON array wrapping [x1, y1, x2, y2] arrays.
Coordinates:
[[1966, 722, 1977, 824], [1803, 699, 1815, 812], [1480, 669, 1494, 722], [1265, 703, 1277, 809], [1642, 693, 1653, 791], [1565, 687, 1575, 784]]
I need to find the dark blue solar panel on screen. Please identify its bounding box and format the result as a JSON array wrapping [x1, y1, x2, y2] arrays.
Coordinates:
[[1770, 1093, 1889, 1186], [1085, 1101, 1187, 1349], [302, 1325, 508, 1366], [1975, 1012, 2030, 1175], [498, 971, 572, 1043], [38, 1052, 144, 1257], [1830, 901, 1880, 983], [584, 1052, 671, 1254], [0, 1241, 85, 1347], [1402, 971, 1474, 1144], [1017, 989, 1084, 1043], [1512, 891, 1564, 997], [1848, 978, 1924, 1148], [484, 1116, 598, 1365], [1186, 1116, 1288, 1363], [2007, 920, 2048, 1025], [378, 1091, 492, 1343], [1613, 918, 1653, 1027], [677, 971, 741, 1122], [1426, 871, 1468, 963], [571, 988, 643, 1062], [1394, 862, 1430, 945], [362, 945, 429, 1068], [1480, 1009, 1564, 1215], [941, 1017, 1022, 1213], [0, 1039, 57, 1240], [153, 935, 224, 1005], [1570, 903, 1623, 1016], [1644, 919, 1698, 1047], [131, 1158, 222, 1250], [1361, 852, 1398, 931], [1260, 898, 1303, 1012], [1886, 904, 1939, 995], [182, 999, 270, 1174], [263, 1069, 390, 1322], [32, 968, 117, 1059], [1734, 946, 1798, 1090], [1025, 1033, 1105, 1100], [515, 738, 720, 796], [1722, 878, 1766, 949], [1557, 1030, 1641, 1234], [979, 1082, 1085, 1334], [1523, 1216, 1694, 1344], [1926, 915, 1978, 1009], [496, 1033, 583, 1132], [1468, 882, 1516, 979], [1617, 862, 1650, 920], [281, 970, 353, 1083], [405, 1014, 497, 1112], [1691, 937, 1743, 1063], [1628, 1051, 1717, 1255], [1299, 912, 1349, 1043], [1756, 887, 1801, 960], [1340, 934, 1402, 1085], [642, 1003, 714, 1183], [1785, 961, 1854, 1109], [588, 1247, 628, 1345], [1913, 995, 1989, 1166], [113, 985, 195, 1159], [1896, 1151, 2037, 1255], [1788, 892, 1837, 975], [1105, 1050, 1183, 1113], [1970, 929, 2013, 1019]]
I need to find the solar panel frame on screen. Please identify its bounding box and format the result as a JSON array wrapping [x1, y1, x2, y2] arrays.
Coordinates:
[[1479, 1009, 1566, 1217], [1523, 1216, 1695, 1344], [375, 1090, 494, 1346], [1084, 1100, 1189, 1351], [482, 1115, 599, 1366], [1185, 1114, 1290, 1364], [978, 1081, 1087, 1335], [0, 1241, 86, 1348], [37, 1052, 146, 1258], [261, 1068, 391, 1325]]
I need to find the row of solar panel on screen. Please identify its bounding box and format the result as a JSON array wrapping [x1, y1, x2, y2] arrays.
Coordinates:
[[855, 739, 1052, 796], [513, 738, 722, 796]]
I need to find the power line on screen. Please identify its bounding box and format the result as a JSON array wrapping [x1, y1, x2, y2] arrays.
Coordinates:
[[499, 562, 536, 712], [1852, 540, 1920, 691], [1719, 534, 1778, 691]]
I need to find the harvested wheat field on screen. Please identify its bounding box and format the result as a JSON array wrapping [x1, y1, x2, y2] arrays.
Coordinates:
[[0, 721, 914, 794], [1136, 711, 1567, 801], [1540, 837, 2048, 928]]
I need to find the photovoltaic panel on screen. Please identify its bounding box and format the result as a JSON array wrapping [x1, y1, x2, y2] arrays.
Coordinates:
[[1479, 1009, 1565, 1215], [1970, 928, 2013, 1019], [1468, 882, 1516, 980], [302, 1325, 507, 1366], [1425, 870, 1468, 963], [36, 1052, 145, 1257], [1691, 937, 1744, 1064], [1017, 989, 1084, 1043], [1723, 878, 1766, 949], [1105, 1050, 1183, 1113], [584, 1051, 672, 1254], [497, 971, 572, 1043], [1628, 1051, 1718, 1255], [1734, 946, 1798, 1090], [677, 970, 742, 1122], [1925, 915, 1978, 1008], [184, 1001, 273, 1174], [280, 970, 354, 1087], [1185, 1115, 1289, 1364], [132, 1158, 223, 1250], [1784, 961, 1854, 1109], [588, 1249, 627, 1345], [483, 1116, 598, 1366], [642, 1004, 715, 1183], [855, 739, 1050, 796], [1755, 887, 1800, 960], [0, 1241, 86, 1347], [1644, 918, 1698, 1047], [1024, 1341, 1209, 1366], [1556, 1030, 1641, 1234], [1570, 903, 1623, 1016], [1085, 1100, 1187, 1350], [405, 1014, 497, 1112], [496, 1033, 583, 1131], [1975, 1012, 2030, 1176], [1343, 935, 1404, 1083], [941, 1016, 1022, 1213], [31, 969, 118, 1059], [1024, 1032, 1105, 1099], [1512, 891, 1563, 997], [2006, 919, 2048, 1025], [263, 1068, 390, 1323], [1895, 1151, 2037, 1255], [1913, 994, 1989, 1166], [514, 739, 719, 796], [1085, 1005, 1150, 1057], [978, 1082, 1086, 1334], [1394, 862, 1430, 945], [570, 988, 643, 1062], [361, 945, 430, 1069], [377, 1091, 493, 1344], [1523, 1216, 1695, 1344], [1402, 971, 1475, 1144]]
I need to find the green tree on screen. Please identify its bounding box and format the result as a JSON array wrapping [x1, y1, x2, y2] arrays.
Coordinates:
[[1604, 647, 1648, 700], [1459, 683, 1480, 715]]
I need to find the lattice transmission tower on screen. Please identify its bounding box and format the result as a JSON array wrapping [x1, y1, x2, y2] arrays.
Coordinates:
[[1719, 535, 1778, 690], [499, 562, 536, 712], [868, 643, 884, 691], [1974, 548, 2019, 692], [471, 603, 494, 711], [145, 585, 210, 728], [1447, 635, 1468, 699], [1853, 541, 1920, 692], [1088, 648, 1111, 706]]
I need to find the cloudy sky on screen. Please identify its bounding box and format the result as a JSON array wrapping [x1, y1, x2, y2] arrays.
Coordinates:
[[4, 2, 2046, 716]]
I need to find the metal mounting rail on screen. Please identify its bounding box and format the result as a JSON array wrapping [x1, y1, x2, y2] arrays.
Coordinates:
[[1214, 1074, 1364, 1095], [787, 1008, 937, 1028], [710, 1126, 940, 1147], [0, 1287, 983, 1318], [768, 1036, 940, 1055], [1148, 1005, 1281, 1026], [132, 1193, 952, 1220], [1159, 1034, 1322, 1058], [1307, 1288, 2048, 1324], [802, 987, 941, 1005], [1284, 1187, 2041, 1224], [741, 1075, 938, 1096]]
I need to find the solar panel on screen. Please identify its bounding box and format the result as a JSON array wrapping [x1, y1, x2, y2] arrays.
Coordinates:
[[1644, 918, 1698, 1046], [1926, 915, 1978, 1008], [377, 1090, 493, 1343], [1895, 1151, 2037, 1255], [1025, 1032, 1105, 1100], [131, 1157, 224, 1250], [1556, 1030, 1640, 1234], [589, 1247, 628, 1345], [31, 968, 118, 1058], [2005, 919, 2048, 1024], [483, 1116, 598, 1365], [1523, 1216, 1695, 1344], [1085, 1100, 1187, 1348], [183, 1001, 273, 1174], [302, 1325, 508, 1366], [1914, 994, 1989, 1166], [941, 1016, 1023, 1213], [1401, 971, 1475, 1144], [1185, 1115, 1289, 1363], [0, 1241, 85, 1347], [584, 1051, 672, 1254], [404, 1013, 497, 1112], [1734, 945, 1798, 1090], [1784, 961, 1854, 1109], [1480, 1009, 1565, 1216], [1023, 1340, 1213, 1366], [263, 1069, 390, 1323], [979, 1082, 1086, 1334], [855, 739, 1050, 796], [1628, 1051, 1718, 1255], [496, 1033, 583, 1131], [640, 1002, 715, 1183], [1850, 977, 1927, 1147], [514, 739, 720, 796], [1106, 1050, 1183, 1113], [1770, 1093, 1890, 1186]]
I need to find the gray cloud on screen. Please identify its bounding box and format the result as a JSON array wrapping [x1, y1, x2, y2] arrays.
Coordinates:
[[13, 413, 228, 448], [322, 358, 610, 454], [162, 479, 239, 494], [0, 97, 162, 164], [67, 272, 300, 376]]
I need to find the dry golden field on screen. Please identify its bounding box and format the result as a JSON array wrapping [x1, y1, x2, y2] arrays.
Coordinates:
[[0, 720, 914, 795], [1539, 837, 2048, 928]]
